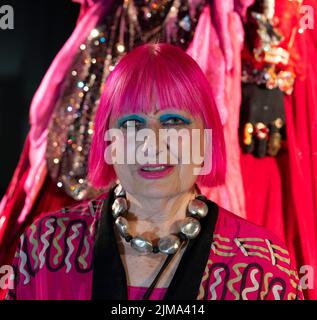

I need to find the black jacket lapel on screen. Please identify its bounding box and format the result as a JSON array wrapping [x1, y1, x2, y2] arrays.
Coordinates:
[[164, 200, 218, 300], [92, 188, 128, 300]]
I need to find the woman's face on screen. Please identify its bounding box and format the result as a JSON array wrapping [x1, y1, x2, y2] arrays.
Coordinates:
[[108, 107, 205, 199]]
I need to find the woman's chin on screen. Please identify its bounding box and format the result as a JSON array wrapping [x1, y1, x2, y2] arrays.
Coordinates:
[[129, 177, 178, 198]]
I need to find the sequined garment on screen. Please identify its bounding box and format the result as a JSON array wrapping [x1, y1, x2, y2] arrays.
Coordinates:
[[46, 0, 206, 200]]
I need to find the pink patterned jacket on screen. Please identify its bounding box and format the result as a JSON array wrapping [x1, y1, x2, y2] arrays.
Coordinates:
[[8, 193, 303, 300]]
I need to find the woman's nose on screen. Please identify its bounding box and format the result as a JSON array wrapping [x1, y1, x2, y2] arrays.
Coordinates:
[[140, 121, 168, 158]]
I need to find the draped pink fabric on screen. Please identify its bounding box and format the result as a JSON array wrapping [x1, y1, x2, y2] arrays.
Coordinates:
[[20, 0, 115, 224], [189, 2, 249, 217], [0, 138, 31, 251], [283, 1, 317, 298]]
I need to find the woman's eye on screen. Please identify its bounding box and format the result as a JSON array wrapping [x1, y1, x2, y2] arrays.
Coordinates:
[[120, 119, 144, 129], [161, 117, 190, 126]]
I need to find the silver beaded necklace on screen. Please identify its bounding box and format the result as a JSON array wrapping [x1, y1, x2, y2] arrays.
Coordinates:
[[112, 184, 209, 255]]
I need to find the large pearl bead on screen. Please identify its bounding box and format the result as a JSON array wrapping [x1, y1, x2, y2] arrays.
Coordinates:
[[158, 235, 181, 254], [179, 217, 201, 239], [188, 199, 208, 218], [131, 236, 153, 255], [115, 216, 130, 239], [114, 184, 126, 197], [112, 197, 128, 218]]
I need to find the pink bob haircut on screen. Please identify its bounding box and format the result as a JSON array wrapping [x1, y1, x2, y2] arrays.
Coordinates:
[[89, 43, 226, 189]]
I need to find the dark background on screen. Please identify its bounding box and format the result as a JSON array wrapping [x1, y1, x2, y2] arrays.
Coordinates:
[[0, 0, 79, 198]]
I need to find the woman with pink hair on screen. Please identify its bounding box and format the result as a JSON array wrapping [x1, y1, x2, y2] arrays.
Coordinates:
[[8, 44, 302, 300], [0, 0, 251, 299]]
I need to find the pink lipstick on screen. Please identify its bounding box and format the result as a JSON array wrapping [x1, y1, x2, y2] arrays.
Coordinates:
[[138, 164, 174, 179]]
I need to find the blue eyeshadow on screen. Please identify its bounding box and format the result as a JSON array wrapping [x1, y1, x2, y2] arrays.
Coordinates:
[[159, 113, 192, 124], [117, 114, 146, 127]]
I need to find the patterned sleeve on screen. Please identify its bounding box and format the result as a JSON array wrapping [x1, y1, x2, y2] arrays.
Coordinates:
[[197, 228, 304, 300]]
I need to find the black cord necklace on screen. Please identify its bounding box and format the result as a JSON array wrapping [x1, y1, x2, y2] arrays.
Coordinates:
[[141, 238, 188, 300]]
